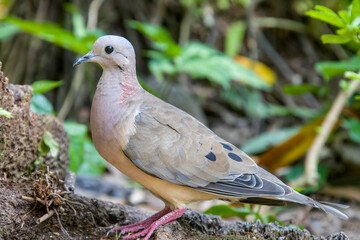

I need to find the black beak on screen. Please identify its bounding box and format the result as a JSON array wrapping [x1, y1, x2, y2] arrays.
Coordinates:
[[73, 52, 95, 67]]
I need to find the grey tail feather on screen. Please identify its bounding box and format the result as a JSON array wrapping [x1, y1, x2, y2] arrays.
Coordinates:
[[281, 192, 348, 220], [319, 201, 349, 209]]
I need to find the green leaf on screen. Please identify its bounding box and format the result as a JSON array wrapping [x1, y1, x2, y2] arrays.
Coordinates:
[[31, 80, 63, 94], [128, 20, 181, 57], [225, 21, 246, 56], [77, 139, 106, 176], [0, 107, 13, 118], [315, 57, 360, 80], [241, 126, 300, 154], [38, 140, 50, 156], [344, 70, 360, 80], [0, 23, 20, 41], [321, 34, 351, 44], [282, 84, 320, 95], [64, 121, 87, 173], [30, 94, 54, 114], [343, 118, 360, 143], [351, 0, 360, 21], [4, 16, 99, 54], [38, 131, 59, 157], [306, 6, 345, 28], [338, 10, 351, 24], [64, 121, 88, 136], [204, 205, 252, 218], [64, 121, 106, 176]]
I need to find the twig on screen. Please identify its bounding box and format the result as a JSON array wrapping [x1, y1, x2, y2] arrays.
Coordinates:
[[150, 0, 167, 24], [245, 0, 260, 60], [257, 31, 301, 85], [54, 208, 72, 239], [178, 7, 192, 46], [303, 78, 360, 186], [66, 202, 77, 216], [36, 197, 48, 206], [21, 195, 36, 203], [87, 0, 105, 30], [320, 186, 360, 202], [253, 17, 306, 33], [36, 209, 54, 224]]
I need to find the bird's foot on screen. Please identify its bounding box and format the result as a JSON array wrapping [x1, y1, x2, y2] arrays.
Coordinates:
[[110, 207, 172, 234], [112, 207, 186, 240]]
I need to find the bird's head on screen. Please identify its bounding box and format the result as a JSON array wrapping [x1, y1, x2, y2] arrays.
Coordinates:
[[73, 35, 136, 72]]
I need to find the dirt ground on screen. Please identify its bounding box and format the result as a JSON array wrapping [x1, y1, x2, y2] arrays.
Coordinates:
[[0, 172, 354, 240]]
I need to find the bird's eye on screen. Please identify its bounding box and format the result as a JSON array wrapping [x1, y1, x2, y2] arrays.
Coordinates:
[[105, 45, 114, 54]]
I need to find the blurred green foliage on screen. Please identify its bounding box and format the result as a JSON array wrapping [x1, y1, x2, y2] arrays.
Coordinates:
[[315, 57, 360, 80], [129, 20, 270, 90], [0, 23, 20, 41], [28, 78, 106, 176], [5, 16, 95, 54], [30, 79, 62, 115], [222, 87, 318, 119], [225, 21, 246, 56], [64, 121, 106, 176], [31, 80, 63, 94], [306, 0, 360, 144], [306, 2, 360, 45], [241, 126, 300, 154], [0, 4, 107, 176], [204, 204, 285, 225], [30, 94, 54, 114], [343, 118, 360, 143], [3, 3, 103, 54]]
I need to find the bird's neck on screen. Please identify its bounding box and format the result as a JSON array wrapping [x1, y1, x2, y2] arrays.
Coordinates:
[[96, 69, 141, 101]]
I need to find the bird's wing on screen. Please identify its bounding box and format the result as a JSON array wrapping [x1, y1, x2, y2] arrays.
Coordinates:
[[123, 95, 292, 198]]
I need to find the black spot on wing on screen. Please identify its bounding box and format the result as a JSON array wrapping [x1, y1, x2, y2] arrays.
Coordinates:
[[221, 143, 233, 151], [228, 152, 242, 162], [205, 152, 216, 161]]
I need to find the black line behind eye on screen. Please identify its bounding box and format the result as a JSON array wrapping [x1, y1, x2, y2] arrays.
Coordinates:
[[105, 45, 114, 54]]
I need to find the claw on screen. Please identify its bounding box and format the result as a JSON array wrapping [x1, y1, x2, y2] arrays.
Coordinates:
[[105, 207, 186, 240]]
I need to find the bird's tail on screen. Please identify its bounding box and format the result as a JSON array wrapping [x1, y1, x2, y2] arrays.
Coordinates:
[[280, 191, 349, 219]]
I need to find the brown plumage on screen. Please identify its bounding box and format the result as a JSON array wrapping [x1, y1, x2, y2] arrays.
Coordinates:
[[73, 35, 348, 240]]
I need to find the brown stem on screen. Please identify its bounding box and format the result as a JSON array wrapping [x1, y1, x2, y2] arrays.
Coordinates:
[[304, 78, 360, 185]]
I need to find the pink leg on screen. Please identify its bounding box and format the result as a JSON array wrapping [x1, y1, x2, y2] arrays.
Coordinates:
[[110, 207, 172, 234], [122, 208, 187, 240]]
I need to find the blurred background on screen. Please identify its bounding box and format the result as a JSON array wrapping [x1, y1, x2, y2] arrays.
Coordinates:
[[0, 0, 360, 237]]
